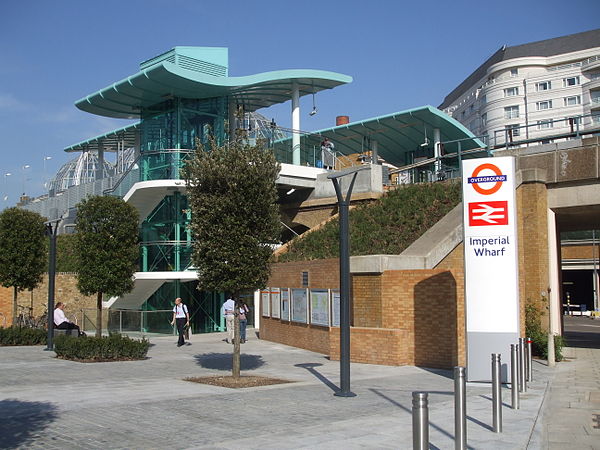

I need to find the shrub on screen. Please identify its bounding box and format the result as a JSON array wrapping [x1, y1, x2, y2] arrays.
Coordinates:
[[0, 326, 47, 346], [525, 298, 563, 361], [54, 333, 150, 362]]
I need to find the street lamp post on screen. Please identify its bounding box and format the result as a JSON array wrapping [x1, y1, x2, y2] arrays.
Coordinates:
[[43, 156, 52, 190], [44, 220, 59, 351], [21, 164, 30, 196], [3, 173, 11, 202], [328, 166, 368, 398]]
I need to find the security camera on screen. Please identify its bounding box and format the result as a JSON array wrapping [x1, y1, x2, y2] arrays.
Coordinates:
[[309, 108, 317, 116]]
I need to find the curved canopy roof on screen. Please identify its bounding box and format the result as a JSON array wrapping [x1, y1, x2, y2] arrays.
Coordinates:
[[292, 105, 486, 168], [64, 122, 139, 153], [75, 62, 352, 119]]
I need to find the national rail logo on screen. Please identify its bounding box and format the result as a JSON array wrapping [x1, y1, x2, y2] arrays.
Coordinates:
[[467, 163, 507, 195]]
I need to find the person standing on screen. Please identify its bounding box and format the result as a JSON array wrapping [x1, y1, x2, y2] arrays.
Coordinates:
[[320, 137, 335, 170], [171, 298, 189, 347], [237, 299, 250, 343], [222, 295, 235, 344]]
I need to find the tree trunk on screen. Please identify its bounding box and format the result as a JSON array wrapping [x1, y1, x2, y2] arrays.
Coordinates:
[[12, 286, 18, 326], [232, 292, 241, 379], [95, 292, 103, 338]]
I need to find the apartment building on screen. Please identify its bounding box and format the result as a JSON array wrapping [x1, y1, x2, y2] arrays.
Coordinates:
[[439, 29, 600, 145]]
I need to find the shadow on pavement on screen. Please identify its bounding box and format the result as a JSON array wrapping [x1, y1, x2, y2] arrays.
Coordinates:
[[0, 399, 59, 449], [294, 363, 339, 393], [194, 353, 265, 371], [564, 331, 600, 349], [369, 388, 455, 442]]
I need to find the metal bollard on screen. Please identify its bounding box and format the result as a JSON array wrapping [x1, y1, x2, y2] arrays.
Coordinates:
[[492, 353, 503, 433], [527, 337, 533, 382], [524, 337, 530, 382], [510, 344, 520, 409], [454, 366, 467, 450], [519, 338, 527, 392], [412, 392, 429, 450]]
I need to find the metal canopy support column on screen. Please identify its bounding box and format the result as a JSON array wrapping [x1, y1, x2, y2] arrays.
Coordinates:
[[228, 98, 236, 141], [292, 82, 300, 165], [372, 140, 379, 165], [433, 128, 441, 177], [96, 140, 105, 180]]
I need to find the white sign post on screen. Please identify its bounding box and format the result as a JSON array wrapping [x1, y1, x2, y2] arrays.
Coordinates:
[[462, 156, 520, 382]]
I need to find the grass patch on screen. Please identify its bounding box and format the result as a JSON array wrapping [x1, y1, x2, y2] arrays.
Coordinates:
[[184, 375, 293, 389], [54, 333, 149, 362], [278, 181, 461, 261]]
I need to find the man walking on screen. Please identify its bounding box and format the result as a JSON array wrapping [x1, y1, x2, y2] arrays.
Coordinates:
[[223, 295, 235, 344], [171, 298, 190, 347]]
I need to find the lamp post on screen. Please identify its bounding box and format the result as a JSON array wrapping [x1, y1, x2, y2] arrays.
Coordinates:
[[21, 164, 30, 196], [44, 220, 59, 351], [43, 156, 52, 190], [3, 173, 11, 202], [328, 166, 368, 398]]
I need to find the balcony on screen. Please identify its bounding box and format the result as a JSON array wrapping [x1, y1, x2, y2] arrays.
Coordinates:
[[582, 54, 600, 72]]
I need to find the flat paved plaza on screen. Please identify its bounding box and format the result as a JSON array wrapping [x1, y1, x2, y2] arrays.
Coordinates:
[[0, 324, 598, 449]]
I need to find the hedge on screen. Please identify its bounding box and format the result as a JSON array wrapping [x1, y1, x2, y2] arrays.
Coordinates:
[[525, 299, 564, 361], [54, 333, 150, 362], [0, 326, 47, 346]]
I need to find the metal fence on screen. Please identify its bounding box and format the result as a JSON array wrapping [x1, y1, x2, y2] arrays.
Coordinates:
[[80, 309, 175, 337]]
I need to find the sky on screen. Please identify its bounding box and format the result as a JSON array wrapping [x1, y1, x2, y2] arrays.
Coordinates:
[[0, 0, 599, 205]]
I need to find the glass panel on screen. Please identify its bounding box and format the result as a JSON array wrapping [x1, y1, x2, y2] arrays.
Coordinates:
[[291, 288, 307, 323]]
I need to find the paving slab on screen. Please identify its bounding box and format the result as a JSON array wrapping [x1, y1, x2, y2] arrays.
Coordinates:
[[0, 330, 570, 449]]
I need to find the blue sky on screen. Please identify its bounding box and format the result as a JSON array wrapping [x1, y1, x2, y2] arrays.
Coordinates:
[[1, 0, 598, 205]]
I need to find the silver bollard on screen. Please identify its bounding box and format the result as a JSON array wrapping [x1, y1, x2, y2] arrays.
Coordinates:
[[454, 366, 467, 450], [510, 344, 520, 409], [492, 353, 503, 433], [524, 337, 530, 382], [412, 392, 429, 450], [519, 337, 527, 392], [527, 337, 533, 382]]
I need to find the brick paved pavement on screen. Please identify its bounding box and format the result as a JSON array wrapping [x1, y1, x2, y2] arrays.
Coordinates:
[[0, 331, 556, 449]]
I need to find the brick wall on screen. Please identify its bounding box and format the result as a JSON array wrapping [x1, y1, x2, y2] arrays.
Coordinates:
[[516, 182, 549, 335], [329, 327, 410, 365], [0, 273, 97, 327], [562, 244, 598, 260], [260, 317, 330, 354]]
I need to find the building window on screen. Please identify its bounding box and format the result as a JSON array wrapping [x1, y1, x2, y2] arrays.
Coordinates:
[[537, 119, 553, 130], [481, 113, 487, 126], [565, 116, 582, 126], [469, 120, 478, 131], [563, 76, 580, 87], [504, 87, 519, 97], [510, 68, 518, 77], [564, 96, 581, 106], [590, 73, 600, 81], [504, 105, 519, 119], [536, 81, 551, 91], [480, 95, 487, 105], [469, 104, 474, 113], [505, 124, 520, 137], [592, 113, 600, 124], [536, 100, 553, 111]]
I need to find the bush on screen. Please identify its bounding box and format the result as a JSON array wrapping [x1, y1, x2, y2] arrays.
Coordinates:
[[0, 326, 48, 346], [54, 333, 150, 362], [0, 326, 47, 346], [525, 299, 563, 361], [278, 181, 461, 262]]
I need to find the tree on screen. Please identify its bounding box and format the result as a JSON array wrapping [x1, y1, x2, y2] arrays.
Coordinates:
[[184, 137, 281, 378], [0, 208, 47, 324], [74, 196, 139, 337]]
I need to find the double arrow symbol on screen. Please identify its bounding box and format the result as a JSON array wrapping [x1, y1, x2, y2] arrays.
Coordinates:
[[468, 201, 509, 226]]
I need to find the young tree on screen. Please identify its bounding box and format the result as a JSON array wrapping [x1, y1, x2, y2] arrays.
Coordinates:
[[184, 137, 281, 378], [0, 208, 47, 324], [74, 196, 139, 337]]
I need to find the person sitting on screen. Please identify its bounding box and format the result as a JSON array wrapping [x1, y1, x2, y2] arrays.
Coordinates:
[[54, 302, 85, 336]]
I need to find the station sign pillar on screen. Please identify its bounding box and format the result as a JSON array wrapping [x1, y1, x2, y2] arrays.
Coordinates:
[[462, 156, 520, 382]]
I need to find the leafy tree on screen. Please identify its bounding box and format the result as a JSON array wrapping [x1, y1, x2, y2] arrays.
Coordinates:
[[0, 208, 47, 323], [74, 196, 139, 337], [184, 137, 280, 377]]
